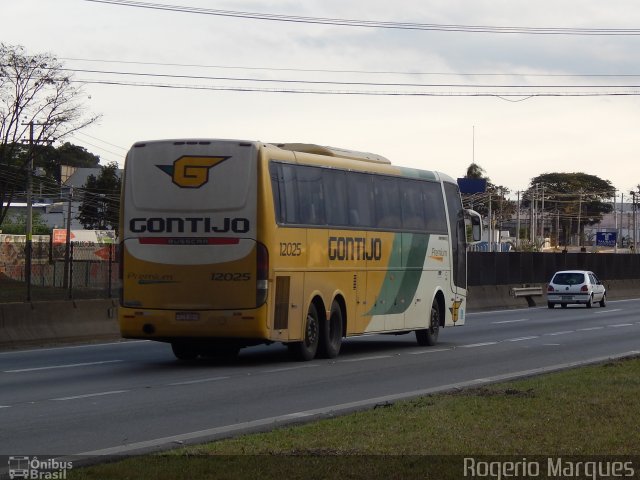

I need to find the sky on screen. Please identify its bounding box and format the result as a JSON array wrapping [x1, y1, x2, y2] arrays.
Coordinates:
[[4, 0, 640, 197]]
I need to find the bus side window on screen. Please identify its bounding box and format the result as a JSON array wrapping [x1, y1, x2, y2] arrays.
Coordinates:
[[373, 176, 401, 229], [296, 165, 325, 225], [281, 164, 299, 224], [323, 169, 349, 226], [423, 182, 448, 233], [347, 173, 374, 228], [400, 179, 427, 231]]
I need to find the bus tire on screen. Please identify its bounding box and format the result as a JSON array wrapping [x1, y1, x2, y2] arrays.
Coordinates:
[[319, 301, 343, 359], [171, 341, 198, 361], [415, 300, 440, 346], [289, 303, 320, 361]]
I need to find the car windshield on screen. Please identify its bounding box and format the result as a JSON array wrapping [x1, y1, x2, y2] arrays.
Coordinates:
[[552, 272, 585, 285]]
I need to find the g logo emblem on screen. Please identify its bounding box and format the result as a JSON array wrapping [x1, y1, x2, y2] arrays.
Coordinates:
[[156, 156, 229, 188]]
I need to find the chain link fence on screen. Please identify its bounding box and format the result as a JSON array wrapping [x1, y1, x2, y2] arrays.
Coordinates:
[[0, 236, 119, 303]]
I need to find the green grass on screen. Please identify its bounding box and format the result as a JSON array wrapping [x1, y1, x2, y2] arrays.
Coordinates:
[[70, 356, 640, 479]]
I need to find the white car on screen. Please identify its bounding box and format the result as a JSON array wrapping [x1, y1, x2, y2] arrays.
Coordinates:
[[547, 270, 606, 309]]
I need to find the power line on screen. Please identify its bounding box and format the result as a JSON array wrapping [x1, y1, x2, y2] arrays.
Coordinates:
[[71, 78, 640, 97], [60, 57, 640, 78], [82, 0, 640, 36], [55, 67, 640, 89]]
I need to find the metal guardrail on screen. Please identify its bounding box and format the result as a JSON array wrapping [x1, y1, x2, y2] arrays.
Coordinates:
[[509, 285, 544, 307], [510, 286, 544, 297]]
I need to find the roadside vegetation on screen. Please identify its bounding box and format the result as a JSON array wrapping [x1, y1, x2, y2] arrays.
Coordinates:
[[71, 355, 640, 479]]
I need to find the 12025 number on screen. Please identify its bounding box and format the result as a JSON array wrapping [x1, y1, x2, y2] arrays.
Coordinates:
[[211, 272, 251, 281], [280, 242, 302, 256]]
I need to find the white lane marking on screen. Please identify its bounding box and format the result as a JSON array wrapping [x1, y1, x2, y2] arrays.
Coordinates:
[[492, 319, 529, 324], [0, 340, 148, 355], [168, 376, 230, 386], [337, 355, 393, 363], [263, 365, 320, 373], [0, 405, 11, 409], [4, 360, 123, 373], [408, 348, 451, 355], [51, 390, 128, 401], [460, 342, 498, 348], [578, 327, 604, 331], [609, 324, 634, 328], [593, 308, 622, 314], [545, 331, 574, 336], [507, 336, 539, 342]]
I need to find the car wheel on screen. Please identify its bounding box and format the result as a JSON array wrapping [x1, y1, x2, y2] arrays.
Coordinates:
[[586, 295, 593, 308], [561, 303, 568, 309], [547, 302, 555, 309], [599, 293, 606, 308]]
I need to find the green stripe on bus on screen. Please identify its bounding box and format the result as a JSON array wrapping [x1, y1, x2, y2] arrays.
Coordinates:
[[367, 233, 429, 316]]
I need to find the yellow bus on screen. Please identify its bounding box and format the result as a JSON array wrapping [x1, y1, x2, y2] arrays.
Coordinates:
[[119, 139, 482, 360]]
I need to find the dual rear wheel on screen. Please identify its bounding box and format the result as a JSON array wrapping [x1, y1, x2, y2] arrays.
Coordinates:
[[289, 302, 343, 361]]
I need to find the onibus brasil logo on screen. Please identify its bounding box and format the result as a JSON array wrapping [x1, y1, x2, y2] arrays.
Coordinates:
[[156, 155, 229, 188], [7, 456, 72, 479]]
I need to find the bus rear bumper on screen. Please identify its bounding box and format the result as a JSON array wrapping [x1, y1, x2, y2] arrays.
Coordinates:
[[118, 306, 269, 341]]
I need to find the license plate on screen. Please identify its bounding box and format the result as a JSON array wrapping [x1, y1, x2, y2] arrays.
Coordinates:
[[561, 295, 573, 300], [176, 312, 200, 321]]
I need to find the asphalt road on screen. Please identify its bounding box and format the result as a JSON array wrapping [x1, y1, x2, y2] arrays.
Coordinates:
[[1, 299, 639, 459]]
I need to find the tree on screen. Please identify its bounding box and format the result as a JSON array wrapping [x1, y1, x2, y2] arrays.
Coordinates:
[[54, 142, 100, 168], [77, 162, 121, 233], [527, 172, 615, 246], [0, 43, 99, 226], [465, 162, 487, 179], [0, 211, 50, 235]]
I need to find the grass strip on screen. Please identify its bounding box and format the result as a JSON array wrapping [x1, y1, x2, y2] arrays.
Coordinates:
[[70, 356, 640, 479]]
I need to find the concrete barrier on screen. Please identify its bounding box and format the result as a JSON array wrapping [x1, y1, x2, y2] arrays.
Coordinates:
[[0, 279, 637, 349], [468, 279, 640, 312], [0, 299, 119, 349]]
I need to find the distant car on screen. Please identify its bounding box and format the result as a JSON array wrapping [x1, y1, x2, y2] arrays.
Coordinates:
[[547, 270, 606, 309]]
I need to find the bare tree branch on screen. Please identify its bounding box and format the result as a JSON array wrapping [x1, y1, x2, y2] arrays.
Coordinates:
[[0, 43, 101, 225]]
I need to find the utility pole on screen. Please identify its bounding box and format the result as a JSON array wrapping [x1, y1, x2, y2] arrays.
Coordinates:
[[577, 193, 583, 247], [63, 186, 73, 289], [632, 191, 638, 253], [620, 193, 624, 249], [516, 191, 521, 250], [25, 122, 34, 301], [21, 121, 51, 301]]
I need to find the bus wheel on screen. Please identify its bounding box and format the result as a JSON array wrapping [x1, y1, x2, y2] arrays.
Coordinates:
[[171, 341, 199, 361], [289, 303, 320, 361], [319, 301, 343, 359], [415, 301, 440, 346]]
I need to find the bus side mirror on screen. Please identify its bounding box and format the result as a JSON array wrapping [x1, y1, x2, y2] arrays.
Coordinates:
[[466, 209, 483, 243]]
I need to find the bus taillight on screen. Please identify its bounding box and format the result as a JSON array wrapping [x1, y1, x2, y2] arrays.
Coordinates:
[[256, 242, 269, 307]]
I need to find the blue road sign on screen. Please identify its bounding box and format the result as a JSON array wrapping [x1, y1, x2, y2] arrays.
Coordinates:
[[596, 232, 617, 247]]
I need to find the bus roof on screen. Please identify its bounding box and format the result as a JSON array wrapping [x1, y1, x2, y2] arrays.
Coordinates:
[[274, 143, 391, 165]]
